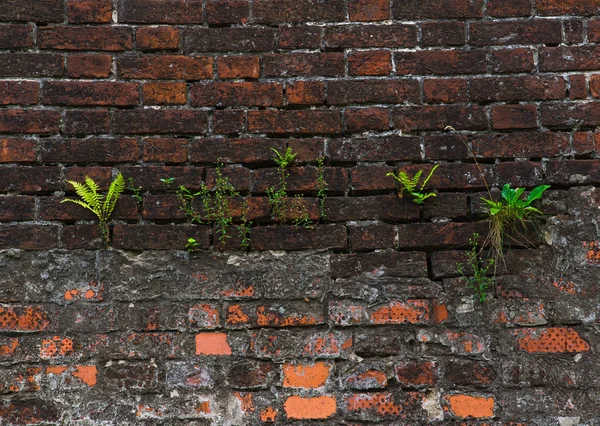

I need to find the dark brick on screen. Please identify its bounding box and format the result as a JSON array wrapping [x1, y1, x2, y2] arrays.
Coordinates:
[[423, 193, 468, 220], [120, 166, 204, 191], [252, 166, 347, 194], [61, 225, 104, 250], [399, 163, 494, 190], [68, 0, 113, 23], [324, 25, 417, 48], [540, 46, 600, 71], [395, 361, 438, 388], [0, 138, 36, 163], [445, 360, 496, 387], [397, 222, 488, 250], [252, 0, 345, 23], [191, 82, 283, 107], [472, 132, 569, 159], [421, 22, 466, 46], [329, 137, 420, 162], [489, 48, 535, 73], [0, 399, 59, 424], [470, 20, 561, 46], [0, 81, 38, 105], [67, 54, 113, 78], [564, 19, 585, 44], [185, 28, 275, 52], [263, 53, 344, 77], [331, 251, 427, 278], [496, 161, 544, 187], [393, 0, 483, 19], [491, 105, 538, 130], [136, 27, 180, 51], [540, 102, 600, 128], [64, 109, 110, 136], [546, 160, 600, 185], [348, 51, 392, 76], [487, 0, 532, 17], [393, 105, 488, 132], [350, 166, 395, 194], [349, 0, 389, 21], [0, 196, 35, 221], [328, 80, 420, 105], [278, 26, 321, 49], [536, 0, 600, 16], [118, 0, 204, 23], [191, 138, 285, 165], [395, 50, 486, 75], [213, 110, 246, 134], [324, 195, 419, 222], [570, 74, 588, 100], [0, 225, 59, 250], [38, 26, 132, 51], [424, 134, 470, 161], [113, 225, 209, 250], [142, 138, 188, 163], [43, 82, 139, 106], [286, 81, 325, 105], [470, 76, 566, 102], [118, 55, 212, 79], [226, 360, 275, 389], [41, 138, 138, 164], [349, 223, 396, 251], [0, 53, 63, 78], [0, 0, 64, 23], [65, 166, 113, 190], [0, 110, 60, 134], [206, 0, 250, 24], [343, 108, 390, 132], [423, 78, 468, 103], [143, 82, 187, 105], [0, 24, 33, 48], [251, 225, 347, 251], [113, 110, 208, 135], [142, 194, 185, 221], [248, 110, 341, 135]]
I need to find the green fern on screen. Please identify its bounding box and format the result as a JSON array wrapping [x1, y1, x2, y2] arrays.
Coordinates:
[[387, 164, 439, 204], [62, 173, 125, 245]]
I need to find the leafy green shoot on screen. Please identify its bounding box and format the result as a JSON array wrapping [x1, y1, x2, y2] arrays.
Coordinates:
[[387, 164, 439, 204]]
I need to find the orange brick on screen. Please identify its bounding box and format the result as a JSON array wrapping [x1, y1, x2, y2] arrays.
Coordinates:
[[512, 327, 590, 353], [218, 56, 260, 79], [40, 336, 73, 358], [72, 365, 97, 387], [286, 81, 325, 105], [370, 300, 430, 324], [143, 82, 187, 105], [136, 27, 180, 51], [445, 394, 494, 419], [348, 51, 392, 76], [284, 395, 336, 420], [195, 333, 232, 355], [0, 306, 50, 331], [282, 362, 331, 388]]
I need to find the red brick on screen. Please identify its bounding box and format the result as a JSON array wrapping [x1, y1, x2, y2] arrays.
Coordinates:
[[590, 75, 600, 98], [324, 25, 417, 48], [0, 24, 33, 49], [0, 0, 64, 23], [38, 26, 132, 51], [113, 110, 208, 135], [248, 110, 340, 135], [470, 76, 566, 102], [540, 46, 600, 71], [68, 0, 112, 23], [0, 138, 36, 163], [217, 56, 260, 79], [349, 223, 396, 251], [470, 20, 561, 46], [41, 138, 138, 164], [421, 21, 466, 46], [142, 138, 188, 163], [61, 225, 103, 250], [489, 48, 535, 73], [348, 0, 389, 21], [63, 109, 110, 135], [136, 27, 180, 51], [350, 166, 395, 194], [120, 165, 204, 191], [325, 195, 420, 223], [343, 108, 390, 132], [0, 167, 60, 193], [536, 0, 600, 16], [393, 105, 487, 132], [328, 80, 420, 105], [0, 110, 60, 134], [118, 55, 212, 79], [263, 53, 344, 77], [492, 105, 538, 130], [0, 81, 38, 105], [0, 196, 35, 221], [213, 110, 245, 134], [423, 78, 468, 103], [0, 53, 64, 78], [393, 0, 484, 19], [396, 361, 437, 387], [118, 0, 204, 23], [43, 82, 139, 106], [278, 26, 321, 49], [286, 81, 325, 105], [487, 0, 531, 17], [113, 225, 209, 250], [184, 28, 275, 52], [472, 132, 569, 159], [250, 225, 347, 251], [143, 82, 187, 105], [252, 0, 345, 23], [569, 74, 588, 99], [589, 19, 600, 43], [397, 222, 489, 250], [348, 51, 392, 76], [206, 0, 250, 24], [395, 50, 486, 75], [67, 54, 112, 78], [573, 132, 598, 156], [191, 82, 283, 107], [0, 225, 59, 250]]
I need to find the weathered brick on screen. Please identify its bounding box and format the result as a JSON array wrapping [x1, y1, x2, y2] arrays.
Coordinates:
[[113, 110, 208, 135], [396, 50, 486, 75], [350, 165, 395, 193], [424, 78, 468, 103], [423, 192, 468, 220], [217, 56, 260, 79], [118, 0, 204, 23], [251, 225, 347, 251], [349, 0, 389, 21], [328, 80, 419, 105], [393, 0, 483, 19], [118, 55, 212, 79], [0, 53, 63, 78], [0, 225, 59, 250], [472, 132, 569, 159], [540, 46, 600, 71], [0, 0, 64, 23], [396, 361, 438, 387], [0, 196, 35, 221], [63, 109, 110, 135], [421, 21, 466, 46], [206, 0, 250, 24], [113, 225, 209, 250], [67, 54, 112, 78], [143, 82, 187, 105], [191, 82, 283, 107], [0, 24, 34, 48], [68, 0, 113, 23], [470, 20, 561, 46], [546, 160, 600, 184], [470, 76, 566, 102], [213, 110, 246, 135], [329, 136, 419, 162], [397, 222, 488, 250], [348, 51, 392, 76], [41, 138, 138, 164], [487, 0, 532, 16], [120, 165, 204, 190], [541, 102, 600, 128], [248, 110, 341, 135], [342, 391, 423, 421], [253, 0, 345, 23], [278, 25, 321, 49], [226, 359, 275, 389], [570, 74, 588, 99], [263, 53, 344, 77], [423, 134, 469, 161], [38, 26, 132, 51], [43, 82, 139, 106], [445, 360, 496, 387], [489, 48, 535, 73], [512, 327, 590, 353], [286, 81, 325, 105], [343, 108, 390, 132], [185, 28, 276, 52], [324, 25, 417, 48], [191, 138, 283, 164], [142, 138, 188, 163], [536, 0, 600, 16], [226, 301, 323, 328], [349, 223, 396, 251], [0, 81, 38, 105], [136, 27, 180, 51], [565, 19, 585, 44], [0, 399, 59, 424], [0, 110, 60, 134], [393, 105, 487, 132], [491, 105, 538, 130], [369, 300, 430, 324]]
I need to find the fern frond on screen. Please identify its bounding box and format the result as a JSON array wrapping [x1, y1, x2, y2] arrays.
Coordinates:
[[420, 164, 439, 191], [61, 198, 101, 219], [67, 180, 102, 213], [102, 173, 125, 221], [84, 176, 103, 209]]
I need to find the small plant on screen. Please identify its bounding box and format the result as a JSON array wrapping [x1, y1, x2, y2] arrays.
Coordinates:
[[457, 233, 495, 303], [316, 157, 328, 219], [185, 237, 199, 252], [387, 164, 439, 204], [292, 195, 314, 229], [62, 173, 125, 245], [160, 177, 175, 186], [128, 177, 143, 206], [236, 200, 252, 250], [481, 184, 550, 258]]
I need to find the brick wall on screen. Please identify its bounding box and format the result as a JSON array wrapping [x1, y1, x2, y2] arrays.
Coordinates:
[[1, 0, 600, 423]]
